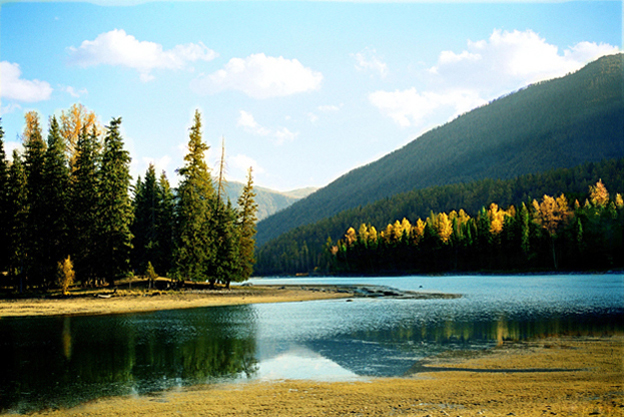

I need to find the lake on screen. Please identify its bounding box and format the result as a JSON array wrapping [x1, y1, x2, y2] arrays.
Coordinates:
[[1, 274, 622, 413]]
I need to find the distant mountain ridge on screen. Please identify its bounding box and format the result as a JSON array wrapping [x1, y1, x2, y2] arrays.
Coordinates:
[[224, 182, 317, 220], [256, 53, 624, 246]]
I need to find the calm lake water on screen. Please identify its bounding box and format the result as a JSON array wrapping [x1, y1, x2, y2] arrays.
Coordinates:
[[1, 274, 622, 413]]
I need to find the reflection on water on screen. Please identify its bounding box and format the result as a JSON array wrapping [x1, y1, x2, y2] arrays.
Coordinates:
[[0, 306, 258, 414], [0, 274, 622, 413]]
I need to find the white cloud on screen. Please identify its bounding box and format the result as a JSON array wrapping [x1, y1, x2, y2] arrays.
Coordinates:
[[352, 47, 388, 79], [61, 85, 88, 98], [371, 29, 619, 128], [192, 53, 323, 99], [67, 29, 217, 82], [369, 88, 486, 128], [237, 110, 270, 136], [0, 61, 53, 102], [229, 154, 265, 177], [429, 29, 620, 94], [237, 110, 298, 145], [274, 127, 298, 145]]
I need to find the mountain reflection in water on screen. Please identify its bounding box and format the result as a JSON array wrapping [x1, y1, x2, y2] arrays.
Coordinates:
[[0, 274, 622, 414]]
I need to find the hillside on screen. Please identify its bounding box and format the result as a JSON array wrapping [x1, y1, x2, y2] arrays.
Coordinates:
[[255, 158, 624, 275], [224, 182, 317, 220], [256, 54, 624, 246]]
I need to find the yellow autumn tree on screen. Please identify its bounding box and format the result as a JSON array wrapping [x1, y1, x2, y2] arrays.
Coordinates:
[[57, 256, 75, 296], [344, 227, 357, 246], [60, 103, 101, 169], [436, 212, 453, 243], [410, 219, 426, 246], [534, 193, 571, 269], [589, 179, 609, 207]]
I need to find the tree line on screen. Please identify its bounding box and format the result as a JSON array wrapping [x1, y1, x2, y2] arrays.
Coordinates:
[[255, 158, 624, 276], [0, 106, 258, 291], [330, 180, 623, 274]]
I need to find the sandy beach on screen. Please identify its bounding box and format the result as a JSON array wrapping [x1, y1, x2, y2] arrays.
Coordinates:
[[0, 285, 353, 318], [9, 335, 622, 417]]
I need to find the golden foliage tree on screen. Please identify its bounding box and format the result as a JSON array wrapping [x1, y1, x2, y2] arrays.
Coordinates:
[[60, 104, 101, 169], [589, 179, 609, 207], [57, 256, 75, 296]]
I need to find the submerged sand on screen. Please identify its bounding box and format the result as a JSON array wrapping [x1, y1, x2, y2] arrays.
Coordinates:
[[12, 336, 623, 416]]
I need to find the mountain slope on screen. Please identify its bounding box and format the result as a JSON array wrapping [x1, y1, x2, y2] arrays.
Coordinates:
[[224, 182, 317, 220], [257, 54, 624, 246]]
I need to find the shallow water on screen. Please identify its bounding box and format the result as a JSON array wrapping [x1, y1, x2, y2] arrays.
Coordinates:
[[0, 274, 622, 413]]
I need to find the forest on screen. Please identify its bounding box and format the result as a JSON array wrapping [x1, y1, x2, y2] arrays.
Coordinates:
[[330, 180, 623, 274], [255, 158, 624, 275], [0, 106, 258, 292], [257, 53, 624, 246]]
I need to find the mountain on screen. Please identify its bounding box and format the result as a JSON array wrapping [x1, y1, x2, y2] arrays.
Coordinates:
[[224, 182, 317, 220], [255, 157, 624, 275], [256, 54, 624, 246]]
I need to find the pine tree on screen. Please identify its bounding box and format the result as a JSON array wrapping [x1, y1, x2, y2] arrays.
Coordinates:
[[71, 126, 101, 285], [6, 150, 28, 290], [98, 117, 133, 284], [0, 120, 9, 277], [23, 111, 48, 287], [156, 171, 175, 276], [132, 164, 159, 275], [173, 110, 216, 282], [42, 116, 71, 282]]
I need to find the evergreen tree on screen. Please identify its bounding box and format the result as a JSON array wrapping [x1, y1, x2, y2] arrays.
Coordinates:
[[71, 126, 101, 285], [213, 200, 240, 288], [98, 117, 133, 284], [173, 110, 216, 282], [6, 150, 28, 290], [42, 116, 71, 282], [0, 120, 9, 277], [132, 164, 159, 275], [155, 171, 175, 276], [236, 167, 259, 281], [23, 111, 48, 287]]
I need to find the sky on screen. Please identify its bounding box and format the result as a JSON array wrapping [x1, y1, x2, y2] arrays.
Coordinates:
[[0, 1, 621, 192]]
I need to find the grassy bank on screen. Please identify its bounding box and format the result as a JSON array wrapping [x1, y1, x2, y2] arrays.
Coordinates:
[[11, 335, 623, 416]]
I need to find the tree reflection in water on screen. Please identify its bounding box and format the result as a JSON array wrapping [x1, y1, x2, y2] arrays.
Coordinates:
[[0, 305, 258, 414]]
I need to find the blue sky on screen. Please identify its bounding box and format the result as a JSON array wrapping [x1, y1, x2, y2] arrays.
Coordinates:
[[1, 1, 621, 191]]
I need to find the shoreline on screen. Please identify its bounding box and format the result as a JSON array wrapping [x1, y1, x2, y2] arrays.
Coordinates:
[[0, 284, 458, 318], [11, 335, 623, 416]]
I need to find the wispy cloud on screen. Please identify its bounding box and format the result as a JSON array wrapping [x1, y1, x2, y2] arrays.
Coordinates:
[[370, 29, 620, 128], [351, 47, 388, 79], [237, 110, 298, 145], [192, 53, 323, 99], [67, 29, 217, 82], [0, 61, 53, 103]]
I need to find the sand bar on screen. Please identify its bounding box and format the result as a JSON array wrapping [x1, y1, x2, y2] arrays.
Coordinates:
[[8, 335, 622, 417]]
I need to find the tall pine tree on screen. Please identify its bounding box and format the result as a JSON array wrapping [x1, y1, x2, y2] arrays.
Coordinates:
[[23, 111, 48, 287], [132, 164, 159, 275], [173, 110, 216, 282], [98, 117, 133, 284], [0, 120, 9, 278], [7, 150, 28, 290], [156, 171, 175, 276], [236, 167, 259, 281], [42, 116, 71, 282], [71, 126, 101, 285]]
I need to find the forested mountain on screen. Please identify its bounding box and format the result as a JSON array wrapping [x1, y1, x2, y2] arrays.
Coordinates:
[[255, 158, 624, 275], [257, 53, 624, 246], [224, 182, 317, 220]]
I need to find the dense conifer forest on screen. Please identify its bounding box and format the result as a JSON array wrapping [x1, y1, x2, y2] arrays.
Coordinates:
[[255, 159, 624, 275], [257, 54, 624, 246], [0, 108, 258, 292]]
